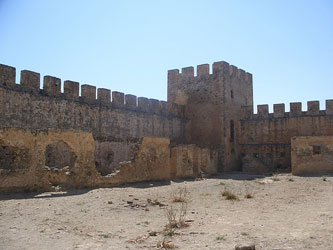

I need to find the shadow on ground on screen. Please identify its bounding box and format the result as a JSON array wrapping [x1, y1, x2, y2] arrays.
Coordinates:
[[1, 172, 295, 200]]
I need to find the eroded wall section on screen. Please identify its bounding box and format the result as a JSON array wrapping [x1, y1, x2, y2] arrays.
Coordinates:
[[291, 136, 333, 175], [0, 128, 218, 193], [0, 128, 97, 193]]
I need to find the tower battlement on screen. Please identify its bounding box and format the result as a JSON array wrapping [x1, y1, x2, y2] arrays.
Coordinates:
[[168, 61, 252, 86]]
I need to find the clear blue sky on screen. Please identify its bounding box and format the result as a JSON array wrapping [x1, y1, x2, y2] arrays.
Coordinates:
[[0, 0, 332, 112]]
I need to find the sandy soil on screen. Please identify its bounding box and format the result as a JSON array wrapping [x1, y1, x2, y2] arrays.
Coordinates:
[[0, 173, 332, 250]]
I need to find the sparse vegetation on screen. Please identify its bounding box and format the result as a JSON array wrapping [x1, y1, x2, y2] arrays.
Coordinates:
[[2, 175, 333, 250], [288, 178, 294, 182], [221, 190, 238, 200], [165, 202, 188, 231], [164, 188, 190, 238], [172, 186, 189, 203], [98, 233, 110, 239], [244, 193, 254, 199], [200, 193, 212, 197], [218, 182, 225, 186], [272, 177, 280, 181], [165, 205, 177, 229], [178, 202, 188, 227], [215, 235, 226, 241]]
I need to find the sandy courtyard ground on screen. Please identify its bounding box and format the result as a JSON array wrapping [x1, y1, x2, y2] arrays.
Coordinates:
[[0, 173, 332, 250]]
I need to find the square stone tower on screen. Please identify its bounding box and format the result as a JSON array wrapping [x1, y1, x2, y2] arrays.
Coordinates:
[[168, 61, 253, 171]]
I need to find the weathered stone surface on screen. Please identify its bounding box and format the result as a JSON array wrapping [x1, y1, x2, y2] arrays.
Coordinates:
[[0, 128, 97, 193], [291, 136, 333, 175], [0, 127, 218, 193], [20, 70, 40, 91], [170, 144, 218, 179], [0, 64, 15, 87], [109, 137, 171, 184], [242, 154, 271, 173], [1, 60, 333, 193], [0, 82, 185, 176], [168, 61, 253, 171]]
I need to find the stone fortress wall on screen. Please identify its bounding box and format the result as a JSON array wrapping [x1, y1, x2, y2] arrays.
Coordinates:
[[240, 101, 333, 173], [0, 59, 332, 192], [0, 63, 218, 193], [0, 64, 186, 176], [168, 61, 333, 174]]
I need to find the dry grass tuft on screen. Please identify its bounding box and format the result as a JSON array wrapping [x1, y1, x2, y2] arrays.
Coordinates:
[[221, 190, 238, 200], [156, 239, 175, 249], [172, 186, 189, 203], [244, 193, 254, 199]]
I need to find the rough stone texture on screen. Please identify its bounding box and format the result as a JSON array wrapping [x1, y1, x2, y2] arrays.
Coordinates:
[[291, 136, 333, 175], [109, 137, 171, 184], [170, 144, 218, 179], [97, 88, 111, 104], [0, 127, 217, 192], [239, 107, 333, 172], [43, 75, 61, 96], [0, 128, 98, 193], [94, 141, 136, 176], [241, 154, 271, 173], [45, 141, 76, 169], [0, 64, 16, 87], [20, 70, 40, 92], [64, 80, 79, 99], [0, 78, 185, 176], [168, 61, 253, 172]]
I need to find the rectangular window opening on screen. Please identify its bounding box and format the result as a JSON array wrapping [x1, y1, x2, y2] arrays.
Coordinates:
[[313, 145, 321, 155]]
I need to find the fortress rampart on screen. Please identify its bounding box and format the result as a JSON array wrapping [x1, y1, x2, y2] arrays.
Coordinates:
[[240, 102, 333, 171], [0, 64, 186, 176], [0, 59, 332, 192]]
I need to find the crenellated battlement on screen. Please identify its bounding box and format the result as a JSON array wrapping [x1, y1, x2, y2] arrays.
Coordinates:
[[168, 61, 252, 84], [241, 100, 333, 120], [0, 63, 185, 118]]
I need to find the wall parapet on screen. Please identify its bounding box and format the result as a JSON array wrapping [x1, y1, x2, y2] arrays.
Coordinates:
[[241, 100, 333, 120], [0, 63, 185, 118], [168, 61, 252, 85]]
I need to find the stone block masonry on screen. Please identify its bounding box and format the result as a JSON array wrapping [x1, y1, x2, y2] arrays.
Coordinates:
[[240, 101, 333, 172], [168, 61, 253, 171], [291, 136, 333, 175], [0, 63, 186, 176], [0, 59, 332, 192]]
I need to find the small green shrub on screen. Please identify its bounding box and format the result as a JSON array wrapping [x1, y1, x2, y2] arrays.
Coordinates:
[[216, 235, 225, 241]]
